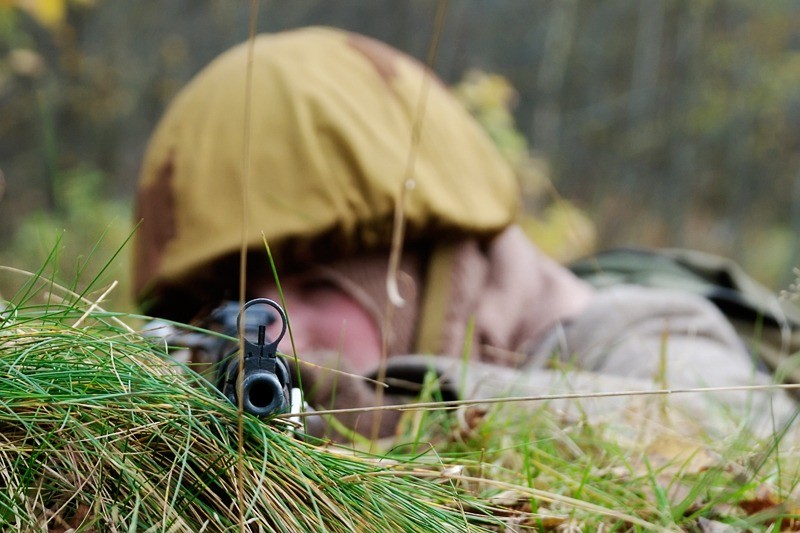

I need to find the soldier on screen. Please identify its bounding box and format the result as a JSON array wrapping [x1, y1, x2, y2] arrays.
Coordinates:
[[133, 27, 796, 440]]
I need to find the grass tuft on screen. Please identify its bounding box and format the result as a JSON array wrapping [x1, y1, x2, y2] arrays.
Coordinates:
[[0, 292, 502, 531]]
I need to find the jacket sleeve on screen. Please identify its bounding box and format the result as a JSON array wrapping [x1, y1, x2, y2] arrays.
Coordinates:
[[527, 284, 761, 387], [521, 284, 796, 433]]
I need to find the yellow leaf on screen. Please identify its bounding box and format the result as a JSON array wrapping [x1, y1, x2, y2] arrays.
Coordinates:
[[15, 0, 66, 29], [522, 202, 597, 263]]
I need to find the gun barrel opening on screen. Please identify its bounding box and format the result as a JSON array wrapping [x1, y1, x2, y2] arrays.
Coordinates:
[[241, 371, 287, 417]]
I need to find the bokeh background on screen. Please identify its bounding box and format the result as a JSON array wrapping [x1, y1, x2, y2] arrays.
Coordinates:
[[2, 0, 800, 313]]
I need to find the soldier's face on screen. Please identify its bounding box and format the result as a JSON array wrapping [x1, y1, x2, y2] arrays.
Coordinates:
[[250, 274, 382, 375]]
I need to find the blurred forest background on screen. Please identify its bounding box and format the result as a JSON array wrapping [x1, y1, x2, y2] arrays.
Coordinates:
[[2, 0, 800, 313]]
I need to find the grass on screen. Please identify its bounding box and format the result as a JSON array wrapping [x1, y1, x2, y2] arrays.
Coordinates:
[[0, 272, 506, 531], [2, 262, 800, 531], [382, 397, 800, 530]]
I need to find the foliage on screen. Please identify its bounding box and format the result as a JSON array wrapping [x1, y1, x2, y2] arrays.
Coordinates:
[[0, 273, 504, 532], [3, 259, 800, 530], [0, 168, 134, 313], [453, 69, 531, 172], [453, 69, 597, 263], [387, 398, 800, 530], [3, 1, 800, 285], [3, 0, 68, 30]]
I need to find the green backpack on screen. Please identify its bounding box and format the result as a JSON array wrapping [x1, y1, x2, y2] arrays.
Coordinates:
[[569, 248, 800, 392]]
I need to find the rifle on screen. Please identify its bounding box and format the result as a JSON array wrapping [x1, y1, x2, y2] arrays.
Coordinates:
[[144, 298, 298, 419]]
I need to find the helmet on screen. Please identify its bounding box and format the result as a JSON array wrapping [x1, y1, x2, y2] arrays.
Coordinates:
[[133, 26, 519, 320]]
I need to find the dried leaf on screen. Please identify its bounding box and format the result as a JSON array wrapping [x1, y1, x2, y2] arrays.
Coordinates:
[[739, 484, 781, 515]]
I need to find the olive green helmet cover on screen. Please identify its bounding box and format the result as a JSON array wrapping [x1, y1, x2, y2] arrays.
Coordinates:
[[134, 26, 519, 320]]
